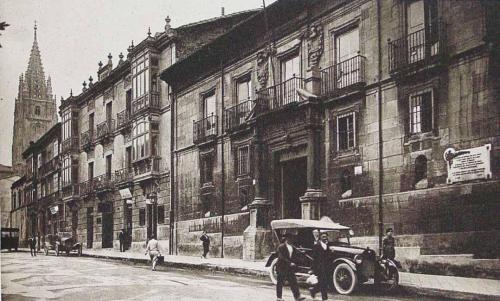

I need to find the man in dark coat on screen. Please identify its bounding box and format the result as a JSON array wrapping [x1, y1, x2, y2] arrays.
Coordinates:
[[382, 228, 395, 260], [309, 232, 330, 301], [275, 233, 305, 301], [29, 234, 37, 257], [118, 229, 125, 252], [200, 231, 210, 258]]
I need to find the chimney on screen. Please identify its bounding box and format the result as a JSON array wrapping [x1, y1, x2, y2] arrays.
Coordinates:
[[221, 7, 225, 16]]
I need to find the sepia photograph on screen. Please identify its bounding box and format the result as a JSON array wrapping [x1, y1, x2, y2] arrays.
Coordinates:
[[0, 0, 499, 300]]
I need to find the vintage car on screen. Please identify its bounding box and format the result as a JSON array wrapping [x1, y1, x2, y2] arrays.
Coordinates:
[[43, 232, 82, 256], [1, 227, 19, 251], [265, 218, 399, 295]]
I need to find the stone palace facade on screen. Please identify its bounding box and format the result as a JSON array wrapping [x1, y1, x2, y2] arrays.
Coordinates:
[[12, 0, 500, 260]]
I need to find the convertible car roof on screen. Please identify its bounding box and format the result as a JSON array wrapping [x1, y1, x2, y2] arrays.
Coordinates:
[[270, 218, 350, 230]]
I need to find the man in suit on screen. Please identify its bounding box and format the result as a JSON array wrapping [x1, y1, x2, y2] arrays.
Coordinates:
[[29, 234, 37, 257], [118, 229, 125, 252], [309, 232, 331, 301], [200, 231, 210, 258], [275, 233, 305, 301]]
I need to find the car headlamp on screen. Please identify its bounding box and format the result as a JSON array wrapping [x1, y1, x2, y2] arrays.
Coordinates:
[[354, 254, 363, 265]]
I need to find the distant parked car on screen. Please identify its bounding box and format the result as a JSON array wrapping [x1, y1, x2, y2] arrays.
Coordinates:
[[1, 227, 19, 251], [44, 232, 82, 256]]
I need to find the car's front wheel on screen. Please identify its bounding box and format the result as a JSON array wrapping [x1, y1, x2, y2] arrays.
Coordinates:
[[268, 258, 278, 285], [333, 263, 358, 295]]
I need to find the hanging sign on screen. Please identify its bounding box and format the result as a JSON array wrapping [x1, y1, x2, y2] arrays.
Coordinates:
[[119, 188, 132, 200], [444, 144, 491, 184], [50, 206, 59, 215]]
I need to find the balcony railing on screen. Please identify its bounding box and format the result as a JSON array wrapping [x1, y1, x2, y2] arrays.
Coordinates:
[[93, 173, 115, 192], [193, 115, 218, 144], [388, 20, 445, 73], [62, 183, 80, 199], [321, 55, 366, 96], [96, 119, 115, 142], [62, 137, 79, 154], [40, 191, 60, 206], [79, 180, 93, 196], [131, 92, 160, 116], [115, 167, 133, 185], [116, 110, 131, 131], [256, 76, 305, 114], [224, 99, 254, 132], [80, 130, 94, 151], [133, 156, 161, 178], [39, 156, 60, 176]]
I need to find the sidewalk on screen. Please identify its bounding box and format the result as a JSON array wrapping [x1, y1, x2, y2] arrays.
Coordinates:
[[12, 248, 500, 300]]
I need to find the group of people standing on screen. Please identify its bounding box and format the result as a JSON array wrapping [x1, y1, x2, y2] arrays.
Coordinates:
[[274, 228, 397, 301]]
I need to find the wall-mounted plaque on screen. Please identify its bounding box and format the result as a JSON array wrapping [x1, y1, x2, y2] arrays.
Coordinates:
[[444, 144, 491, 184]]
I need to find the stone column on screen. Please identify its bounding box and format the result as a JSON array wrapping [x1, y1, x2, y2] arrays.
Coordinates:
[[243, 139, 273, 260], [305, 66, 322, 96]]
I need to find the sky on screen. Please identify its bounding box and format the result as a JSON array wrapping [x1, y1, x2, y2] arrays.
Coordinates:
[[0, 0, 276, 166]]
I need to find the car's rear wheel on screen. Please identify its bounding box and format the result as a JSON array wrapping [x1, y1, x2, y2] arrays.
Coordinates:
[[269, 258, 278, 285], [333, 263, 357, 295]]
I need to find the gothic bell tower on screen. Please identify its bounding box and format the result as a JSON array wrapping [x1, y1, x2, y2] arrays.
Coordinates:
[[12, 22, 58, 174]]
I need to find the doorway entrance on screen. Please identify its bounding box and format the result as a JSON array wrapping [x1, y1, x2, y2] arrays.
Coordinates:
[[86, 207, 94, 248], [278, 157, 307, 219], [100, 202, 114, 248]]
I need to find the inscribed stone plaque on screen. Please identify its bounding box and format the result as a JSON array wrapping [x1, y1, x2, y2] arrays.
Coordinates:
[[444, 144, 491, 184]]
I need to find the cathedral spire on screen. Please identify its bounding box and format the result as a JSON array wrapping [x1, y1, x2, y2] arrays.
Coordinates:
[[25, 21, 47, 99]]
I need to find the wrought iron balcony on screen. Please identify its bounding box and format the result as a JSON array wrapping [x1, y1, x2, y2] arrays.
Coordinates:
[[256, 76, 305, 114], [80, 130, 94, 151], [96, 119, 115, 143], [388, 20, 445, 74], [115, 167, 133, 185], [321, 55, 366, 97], [224, 99, 254, 132], [79, 180, 93, 197], [40, 190, 61, 206], [193, 115, 218, 144], [39, 156, 60, 176], [93, 173, 115, 192], [116, 110, 131, 132], [62, 137, 79, 154], [131, 92, 160, 117], [61, 183, 80, 199], [133, 156, 161, 179]]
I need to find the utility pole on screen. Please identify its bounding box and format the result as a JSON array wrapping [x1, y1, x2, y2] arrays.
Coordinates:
[[376, 0, 384, 254]]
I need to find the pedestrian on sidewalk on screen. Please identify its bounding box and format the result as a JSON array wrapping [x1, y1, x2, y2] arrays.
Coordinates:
[[145, 235, 161, 271], [29, 234, 37, 257], [275, 233, 305, 301], [309, 232, 330, 301], [382, 228, 401, 268], [118, 229, 125, 252], [200, 231, 210, 259]]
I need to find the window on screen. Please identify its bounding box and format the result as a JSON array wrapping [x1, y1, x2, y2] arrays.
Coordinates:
[[200, 155, 214, 184], [335, 27, 360, 88], [62, 110, 71, 141], [281, 53, 300, 82], [62, 156, 71, 187], [409, 90, 433, 134], [414, 155, 428, 187], [35, 106, 41, 116], [203, 92, 216, 118], [340, 169, 352, 197], [236, 76, 252, 103], [139, 208, 146, 226], [53, 141, 59, 158], [88, 162, 94, 181], [89, 113, 94, 135], [106, 155, 112, 180], [132, 120, 150, 161], [337, 112, 356, 151], [37, 153, 43, 169], [52, 174, 58, 194], [132, 53, 150, 100], [157, 205, 165, 224], [406, 0, 439, 63], [237, 146, 250, 176]]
